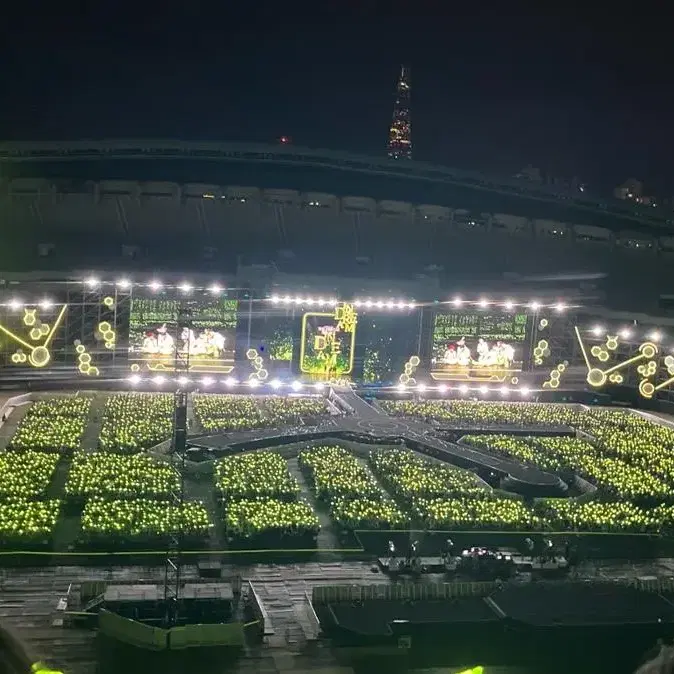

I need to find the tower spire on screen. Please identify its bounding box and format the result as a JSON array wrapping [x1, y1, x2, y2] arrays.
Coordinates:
[[387, 65, 412, 160]]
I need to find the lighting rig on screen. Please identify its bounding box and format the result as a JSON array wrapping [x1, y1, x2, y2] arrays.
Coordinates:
[[162, 302, 193, 628]]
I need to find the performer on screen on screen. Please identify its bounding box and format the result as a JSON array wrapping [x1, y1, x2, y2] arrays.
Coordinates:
[[156, 324, 174, 355], [142, 330, 159, 354], [476, 338, 489, 364], [203, 328, 226, 357], [443, 343, 458, 365], [456, 337, 471, 366]]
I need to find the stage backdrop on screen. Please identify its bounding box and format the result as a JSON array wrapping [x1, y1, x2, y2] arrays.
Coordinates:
[[128, 296, 238, 373], [430, 311, 528, 382]]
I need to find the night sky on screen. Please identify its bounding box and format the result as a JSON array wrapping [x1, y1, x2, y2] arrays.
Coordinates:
[[2, 2, 672, 197]]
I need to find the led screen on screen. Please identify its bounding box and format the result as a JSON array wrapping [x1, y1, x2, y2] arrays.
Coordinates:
[[300, 304, 357, 377], [128, 297, 238, 373], [431, 312, 528, 382], [357, 313, 420, 383]]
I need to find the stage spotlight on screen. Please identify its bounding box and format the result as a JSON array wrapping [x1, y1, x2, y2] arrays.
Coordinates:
[[620, 328, 632, 339], [85, 277, 99, 288], [8, 299, 22, 310], [128, 374, 141, 385], [291, 380, 303, 392], [438, 383, 448, 394], [417, 383, 427, 393], [452, 296, 463, 307], [270, 295, 280, 303], [478, 298, 489, 308], [376, 300, 384, 308], [153, 375, 165, 385], [270, 379, 282, 390], [365, 300, 373, 308], [459, 384, 469, 394], [40, 299, 53, 310], [529, 301, 541, 311], [316, 297, 325, 306], [293, 296, 303, 305], [117, 278, 131, 289], [396, 383, 407, 393], [591, 326, 604, 337], [386, 300, 395, 309], [314, 382, 326, 391], [209, 283, 222, 294], [201, 377, 214, 387], [248, 378, 260, 388], [353, 300, 363, 308], [480, 385, 489, 395], [177, 376, 190, 386], [179, 282, 193, 294], [396, 301, 405, 310], [650, 330, 662, 342], [555, 302, 567, 312], [149, 280, 163, 292], [282, 295, 292, 304], [503, 300, 514, 311], [407, 302, 416, 309], [224, 377, 237, 387], [520, 386, 530, 396], [327, 298, 338, 306], [500, 385, 510, 396]]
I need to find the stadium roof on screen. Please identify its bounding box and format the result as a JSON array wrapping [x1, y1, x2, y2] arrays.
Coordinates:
[[0, 139, 671, 232]]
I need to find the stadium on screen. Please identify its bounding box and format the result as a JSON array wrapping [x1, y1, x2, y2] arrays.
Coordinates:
[[2, 142, 674, 674]]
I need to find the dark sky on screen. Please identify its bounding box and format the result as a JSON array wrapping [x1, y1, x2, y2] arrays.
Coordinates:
[[1, 2, 672, 196]]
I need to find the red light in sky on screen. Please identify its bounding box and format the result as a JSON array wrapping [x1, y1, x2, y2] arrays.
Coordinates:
[[278, 135, 291, 144]]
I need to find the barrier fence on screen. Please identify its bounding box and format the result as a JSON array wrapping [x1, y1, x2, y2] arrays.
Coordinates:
[[99, 609, 245, 650], [312, 581, 497, 605]]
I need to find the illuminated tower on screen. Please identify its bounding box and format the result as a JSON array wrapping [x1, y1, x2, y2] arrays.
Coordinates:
[[387, 65, 412, 160]]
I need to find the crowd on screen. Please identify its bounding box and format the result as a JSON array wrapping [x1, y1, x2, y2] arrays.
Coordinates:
[[540, 500, 661, 534], [463, 433, 672, 503], [0, 451, 59, 498], [8, 396, 90, 453], [330, 495, 408, 530], [413, 496, 543, 531], [381, 400, 569, 427], [65, 452, 179, 500], [299, 445, 382, 501], [194, 393, 329, 433], [98, 393, 173, 452], [299, 445, 406, 530], [370, 448, 488, 501], [215, 451, 300, 501], [223, 498, 319, 541], [80, 497, 212, 546], [194, 394, 266, 432], [0, 499, 61, 547]]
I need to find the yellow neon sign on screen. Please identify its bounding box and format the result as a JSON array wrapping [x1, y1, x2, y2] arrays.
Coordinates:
[[0, 304, 67, 368], [300, 303, 357, 376]]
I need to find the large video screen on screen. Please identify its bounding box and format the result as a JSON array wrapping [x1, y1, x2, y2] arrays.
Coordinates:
[[431, 312, 528, 382], [300, 304, 357, 378], [128, 297, 238, 373], [357, 314, 420, 384]]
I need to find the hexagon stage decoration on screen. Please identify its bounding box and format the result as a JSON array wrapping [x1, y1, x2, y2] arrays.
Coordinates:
[[575, 325, 661, 397], [0, 305, 67, 369]]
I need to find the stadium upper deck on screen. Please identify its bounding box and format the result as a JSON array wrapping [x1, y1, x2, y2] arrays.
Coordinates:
[[1, 140, 672, 313]]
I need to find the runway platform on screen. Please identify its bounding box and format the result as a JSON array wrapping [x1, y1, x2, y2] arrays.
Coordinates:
[[189, 389, 566, 496]]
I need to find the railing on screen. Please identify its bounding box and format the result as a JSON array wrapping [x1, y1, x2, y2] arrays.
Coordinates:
[[311, 581, 497, 605]]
